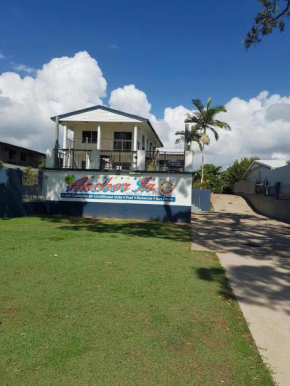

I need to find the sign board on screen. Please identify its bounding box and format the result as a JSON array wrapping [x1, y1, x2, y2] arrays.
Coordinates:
[[45, 172, 192, 207]]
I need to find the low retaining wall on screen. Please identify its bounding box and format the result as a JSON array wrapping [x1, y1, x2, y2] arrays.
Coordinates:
[[244, 194, 290, 223]]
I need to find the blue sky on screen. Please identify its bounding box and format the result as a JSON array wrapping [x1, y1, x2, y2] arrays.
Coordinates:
[[0, 0, 289, 118]]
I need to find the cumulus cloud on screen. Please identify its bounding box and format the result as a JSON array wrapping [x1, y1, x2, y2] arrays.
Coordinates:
[[190, 91, 290, 169], [0, 50, 290, 169], [14, 64, 36, 75], [0, 51, 107, 150], [109, 84, 153, 119]]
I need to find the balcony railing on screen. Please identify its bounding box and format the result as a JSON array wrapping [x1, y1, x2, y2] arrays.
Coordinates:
[[56, 149, 92, 169], [100, 150, 137, 171], [54, 149, 186, 172], [145, 151, 185, 172]]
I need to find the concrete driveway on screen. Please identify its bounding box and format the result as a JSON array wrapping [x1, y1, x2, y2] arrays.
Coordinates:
[[192, 194, 290, 386]]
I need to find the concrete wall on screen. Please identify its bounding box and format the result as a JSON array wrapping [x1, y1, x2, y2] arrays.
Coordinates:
[[192, 189, 211, 211], [234, 180, 256, 194], [244, 193, 290, 223]]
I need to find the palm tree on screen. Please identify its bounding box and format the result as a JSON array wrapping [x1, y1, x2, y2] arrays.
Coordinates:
[[175, 125, 203, 152], [185, 98, 231, 183]]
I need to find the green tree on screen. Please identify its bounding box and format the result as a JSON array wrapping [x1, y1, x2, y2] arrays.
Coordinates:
[[245, 0, 290, 48], [223, 156, 260, 191], [194, 164, 224, 193], [184, 98, 231, 184]]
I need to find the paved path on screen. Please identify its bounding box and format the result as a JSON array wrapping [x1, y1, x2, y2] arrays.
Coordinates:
[[192, 194, 290, 386]]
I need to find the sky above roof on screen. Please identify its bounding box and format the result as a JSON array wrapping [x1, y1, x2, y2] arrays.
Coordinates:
[[0, 0, 290, 167]]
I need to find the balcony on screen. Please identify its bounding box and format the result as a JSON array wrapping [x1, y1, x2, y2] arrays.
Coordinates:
[[52, 149, 187, 173]]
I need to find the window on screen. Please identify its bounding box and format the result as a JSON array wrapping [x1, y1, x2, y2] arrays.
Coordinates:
[[142, 135, 145, 150], [82, 131, 97, 143], [20, 152, 27, 162], [146, 138, 149, 150], [113, 132, 132, 151]]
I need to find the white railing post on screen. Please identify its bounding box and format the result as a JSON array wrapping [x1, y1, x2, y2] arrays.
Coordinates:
[[185, 150, 194, 172], [137, 150, 146, 170], [91, 149, 100, 169], [46, 148, 55, 168], [134, 125, 138, 151], [97, 124, 101, 150]]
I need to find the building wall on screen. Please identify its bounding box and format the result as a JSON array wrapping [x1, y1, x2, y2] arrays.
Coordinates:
[[0, 142, 45, 168], [44, 170, 192, 223], [70, 122, 159, 151], [245, 166, 270, 183], [245, 164, 290, 186]]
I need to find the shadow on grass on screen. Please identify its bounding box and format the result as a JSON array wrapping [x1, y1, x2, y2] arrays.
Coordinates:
[[39, 215, 192, 243], [195, 267, 236, 302]]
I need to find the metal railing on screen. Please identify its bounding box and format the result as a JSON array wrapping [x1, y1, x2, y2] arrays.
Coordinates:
[[100, 151, 137, 171], [145, 151, 185, 172], [56, 149, 92, 169]]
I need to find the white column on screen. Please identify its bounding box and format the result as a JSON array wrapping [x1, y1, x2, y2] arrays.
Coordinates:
[[137, 150, 145, 170], [185, 150, 194, 172], [63, 126, 68, 148], [133, 125, 138, 151], [54, 116, 59, 149], [46, 148, 55, 168], [97, 124, 101, 150]]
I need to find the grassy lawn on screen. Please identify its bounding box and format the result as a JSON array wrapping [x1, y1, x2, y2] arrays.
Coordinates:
[[0, 216, 273, 386]]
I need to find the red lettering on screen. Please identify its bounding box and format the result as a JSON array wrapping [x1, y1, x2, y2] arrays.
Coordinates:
[[92, 183, 102, 192], [112, 183, 122, 192], [69, 177, 89, 192]]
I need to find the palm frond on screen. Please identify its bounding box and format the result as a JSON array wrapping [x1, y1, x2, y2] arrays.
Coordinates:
[[212, 120, 231, 130], [208, 127, 219, 141], [175, 130, 185, 135], [191, 99, 204, 113], [206, 97, 212, 110]]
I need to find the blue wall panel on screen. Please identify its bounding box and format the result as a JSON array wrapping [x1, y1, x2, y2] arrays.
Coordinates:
[[192, 189, 211, 211], [46, 201, 191, 223]]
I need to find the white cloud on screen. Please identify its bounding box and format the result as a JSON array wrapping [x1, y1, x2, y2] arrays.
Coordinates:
[[14, 64, 36, 74], [0, 53, 4, 60], [109, 84, 152, 119], [0, 51, 107, 150], [0, 51, 290, 169]]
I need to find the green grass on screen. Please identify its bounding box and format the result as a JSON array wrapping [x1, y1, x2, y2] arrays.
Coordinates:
[[0, 216, 273, 386]]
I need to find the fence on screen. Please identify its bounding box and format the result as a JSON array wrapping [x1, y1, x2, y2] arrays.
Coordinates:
[[234, 180, 290, 200], [0, 168, 46, 218], [145, 151, 185, 172], [56, 149, 92, 169], [100, 151, 137, 171], [233, 180, 256, 194]]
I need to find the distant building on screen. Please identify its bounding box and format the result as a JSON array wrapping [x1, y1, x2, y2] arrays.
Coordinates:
[[243, 160, 287, 184], [0, 142, 45, 169]]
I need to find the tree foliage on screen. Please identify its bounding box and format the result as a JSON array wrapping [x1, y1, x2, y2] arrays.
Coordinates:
[[22, 166, 38, 186], [193, 157, 260, 193], [193, 164, 224, 193], [223, 156, 260, 190], [245, 0, 290, 48]]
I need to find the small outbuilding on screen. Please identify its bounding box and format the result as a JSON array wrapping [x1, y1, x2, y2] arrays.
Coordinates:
[[243, 160, 287, 184]]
